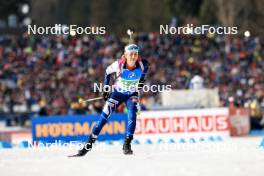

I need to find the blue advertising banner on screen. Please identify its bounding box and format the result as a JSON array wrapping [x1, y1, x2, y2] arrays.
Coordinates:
[[31, 113, 128, 143]]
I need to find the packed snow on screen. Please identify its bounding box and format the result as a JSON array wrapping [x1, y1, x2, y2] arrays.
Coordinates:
[[0, 137, 264, 176]]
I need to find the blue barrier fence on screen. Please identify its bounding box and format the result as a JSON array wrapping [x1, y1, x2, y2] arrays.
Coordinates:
[[32, 113, 128, 143]]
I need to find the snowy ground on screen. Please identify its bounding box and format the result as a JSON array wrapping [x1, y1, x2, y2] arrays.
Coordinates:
[[0, 137, 264, 176]]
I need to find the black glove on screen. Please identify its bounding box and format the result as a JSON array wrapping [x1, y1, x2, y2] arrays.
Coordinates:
[[102, 85, 111, 101]]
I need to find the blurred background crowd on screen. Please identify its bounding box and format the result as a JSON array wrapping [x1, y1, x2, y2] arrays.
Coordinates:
[[0, 33, 263, 118]]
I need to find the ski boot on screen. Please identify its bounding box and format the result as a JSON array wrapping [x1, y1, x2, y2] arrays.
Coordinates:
[[123, 135, 133, 155], [69, 135, 96, 157]]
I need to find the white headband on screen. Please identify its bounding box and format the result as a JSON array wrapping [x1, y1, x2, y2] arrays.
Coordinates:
[[125, 44, 139, 53]]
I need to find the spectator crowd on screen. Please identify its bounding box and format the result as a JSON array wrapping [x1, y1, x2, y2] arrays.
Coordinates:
[[0, 33, 263, 117]]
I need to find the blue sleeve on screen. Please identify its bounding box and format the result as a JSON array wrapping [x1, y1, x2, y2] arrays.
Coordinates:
[[140, 59, 149, 81], [104, 73, 112, 86]]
